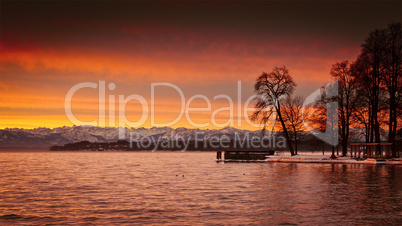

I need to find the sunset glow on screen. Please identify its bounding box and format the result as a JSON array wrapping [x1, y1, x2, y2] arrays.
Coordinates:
[[1, 1, 400, 130]]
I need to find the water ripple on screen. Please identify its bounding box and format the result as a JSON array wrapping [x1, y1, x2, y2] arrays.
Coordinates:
[[0, 151, 401, 225]]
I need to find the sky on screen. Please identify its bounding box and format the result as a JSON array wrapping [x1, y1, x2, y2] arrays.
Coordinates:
[[1, 1, 401, 130]]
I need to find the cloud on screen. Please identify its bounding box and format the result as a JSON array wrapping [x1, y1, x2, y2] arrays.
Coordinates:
[[1, 1, 399, 128]]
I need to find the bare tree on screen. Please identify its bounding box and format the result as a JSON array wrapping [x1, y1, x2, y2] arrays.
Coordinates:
[[351, 23, 401, 158], [330, 60, 359, 156], [352, 99, 371, 143], [252, 66, 296, 156], [356, 28, 387, 143], [383, 22, 402, 157], [351, 54, 374, 143], [303, 93, 338, 158], [281, 95, 304, 155]]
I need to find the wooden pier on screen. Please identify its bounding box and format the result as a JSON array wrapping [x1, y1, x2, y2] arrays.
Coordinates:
[[217, 150, 275, 161], [350, 143, 396, 159]]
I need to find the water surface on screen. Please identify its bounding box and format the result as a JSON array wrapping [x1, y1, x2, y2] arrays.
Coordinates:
[[0, 151, 401, 225]]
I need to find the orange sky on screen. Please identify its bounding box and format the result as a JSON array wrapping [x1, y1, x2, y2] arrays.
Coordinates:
[[1, 1, 400, 130]]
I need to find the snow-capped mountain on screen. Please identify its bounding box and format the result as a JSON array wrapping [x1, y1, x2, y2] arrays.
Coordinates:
[[0, 126, 267, 147]]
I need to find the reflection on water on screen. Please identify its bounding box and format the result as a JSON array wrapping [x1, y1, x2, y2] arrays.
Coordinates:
[[0, 151, 401, 225]]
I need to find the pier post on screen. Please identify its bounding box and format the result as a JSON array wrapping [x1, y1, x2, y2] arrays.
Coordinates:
[[217, 151, 222, 160], [357, 145, 360, 159]]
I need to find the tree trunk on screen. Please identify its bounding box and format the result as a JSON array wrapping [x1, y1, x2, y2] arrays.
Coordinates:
[[375, 121, 381, 143], [389, 96, 397, 157], [294, 131, 298, 155], [277, 110, 295, 156], [342, 139, 348, 157], [331, 146, 336, 158], [392, 114, 397, 157]]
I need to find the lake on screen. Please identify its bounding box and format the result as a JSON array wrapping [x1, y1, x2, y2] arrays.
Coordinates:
[[0, 151, 401, 225]]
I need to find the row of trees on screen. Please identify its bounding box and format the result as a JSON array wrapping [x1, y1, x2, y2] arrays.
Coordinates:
[[253, 22, 401, 157], [333, 22, 401, 157]]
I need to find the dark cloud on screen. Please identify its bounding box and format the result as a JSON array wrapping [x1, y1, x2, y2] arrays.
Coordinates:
[[1, 1, 400, 50], [1, 1, 400, 128]]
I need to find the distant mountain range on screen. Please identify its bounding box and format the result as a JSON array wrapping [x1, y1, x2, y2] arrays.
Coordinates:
[[0, 126, 271, 147], [0, 125, 373, 148]]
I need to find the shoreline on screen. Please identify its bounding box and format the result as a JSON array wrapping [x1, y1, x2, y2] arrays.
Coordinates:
[[266, 156, 402, 165], [218, 154, 402, 165]]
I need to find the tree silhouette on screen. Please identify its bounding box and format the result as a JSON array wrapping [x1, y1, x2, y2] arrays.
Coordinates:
[[382, 22, 402, 157], [330, 60, 359, 156], [351, 22, 401, 157], [281, 95, 305, 155], [252, 66, 296, 156], [356, 28, 387, 143], [310, 85, 339, 158]]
